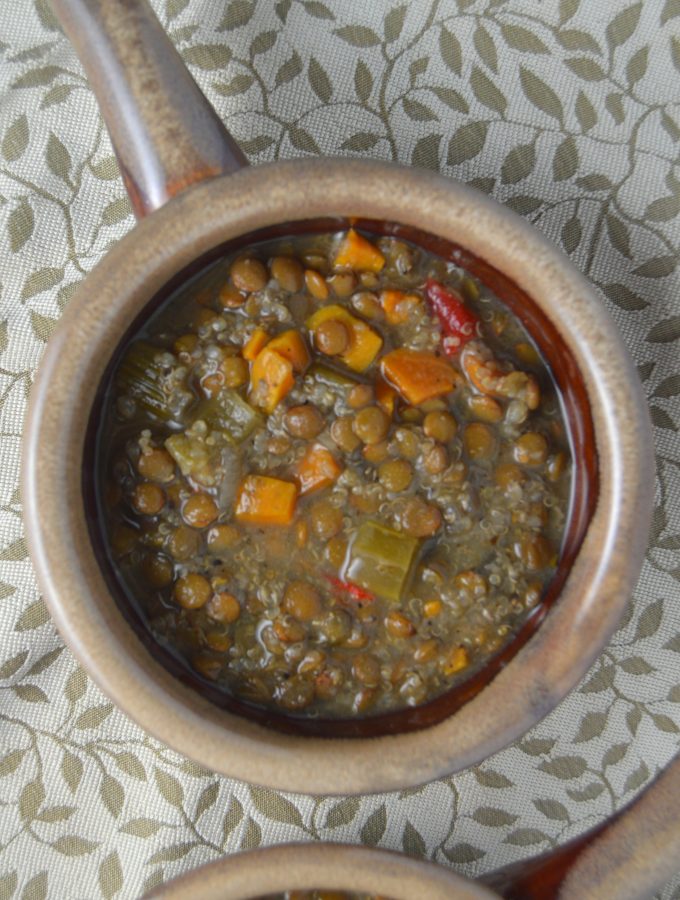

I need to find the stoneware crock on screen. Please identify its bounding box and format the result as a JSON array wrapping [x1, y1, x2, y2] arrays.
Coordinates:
[[22, 0, 654, 794], [147, 755, 680, 900]]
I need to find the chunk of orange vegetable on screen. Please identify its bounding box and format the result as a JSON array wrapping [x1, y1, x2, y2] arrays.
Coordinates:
[[295, 443, 343, 495], [442, 645, 469, 676], [243, 327, 269, 361], [375, 376, 397, 416], [380, 290, 421, 325], [306, 305, 382, 372], [235, 474, 297, 525], [266, 329, 310, 373], [333, 229, 385, 273], [249, 347, 294, 413], [381, 349, 460, 405]]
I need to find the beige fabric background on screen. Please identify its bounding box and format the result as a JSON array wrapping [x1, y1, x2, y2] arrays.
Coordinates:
[[1, 0, 679, 897]]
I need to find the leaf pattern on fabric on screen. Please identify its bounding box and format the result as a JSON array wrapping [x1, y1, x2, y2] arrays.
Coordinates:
[[0, 0, 679, 897]]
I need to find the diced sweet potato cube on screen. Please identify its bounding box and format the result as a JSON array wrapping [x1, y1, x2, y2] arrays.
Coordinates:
[[381, 349, 459, 405], [441, 646, 469, 676], [243, 327, 269, 361], [266, 329, 310, 373], [306, 305, 382, 373], [295, 443, 343, 495], [235, 475, 297, 525], [249, 347, 294, 413], [333, 229, 385, 273]]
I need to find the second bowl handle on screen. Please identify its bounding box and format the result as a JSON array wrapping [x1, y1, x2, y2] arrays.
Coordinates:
[[51, 0, 249, 219]]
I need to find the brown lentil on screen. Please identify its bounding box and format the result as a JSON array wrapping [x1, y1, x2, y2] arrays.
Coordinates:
[[304, 269, 329, 300], [547, 451, 567, 481], [310, 500, 344, 541], [414, 639, 439, 663], [168, 525, 201, 561], [137, 448, 175, 483], [422, 443, 448, 475], [182, 492, 219, 528], [175, 574, 212, 610], [206, 524, 239, 552], [230, 257, 268, 292], [347, 384, 374, 409], [142, 553, 173, 588], [193, 654, 222, 680], [331, 415, 361, 453], [514, 432, 549, 466], [495, 462, 525, 490], [401, 497, 442, 537], [270, 256, 304, 292], [463, 422, 495, 461], [378, 458, 413, 492], [315, 318, 350, 356], [285, 404, 324, 439], [283, 581, 322, 621], [351, 292, 383, 320], [132, 482, 165, 516], [206, 592, 241, 623], [352, 654, 381, 687], [218, 283, 245, 309], [468, 394, 503, 423], [220, 356, 249, 388], [328, 272, 356, 296], [423, 410, 457, 443], [516, 534, 553, 570], [385, 610, 416, 638], [352, 406, 390, 445]]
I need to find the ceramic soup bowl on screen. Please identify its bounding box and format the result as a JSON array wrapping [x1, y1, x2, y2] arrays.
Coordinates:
[[148, 755, 680, 899], [22, 0, 653, 793]]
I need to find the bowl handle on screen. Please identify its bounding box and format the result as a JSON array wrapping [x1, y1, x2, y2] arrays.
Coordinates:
[[51, 0, 249, 218]]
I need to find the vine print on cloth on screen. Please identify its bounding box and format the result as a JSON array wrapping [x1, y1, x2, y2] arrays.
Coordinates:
[[1, 0, 680, 898]]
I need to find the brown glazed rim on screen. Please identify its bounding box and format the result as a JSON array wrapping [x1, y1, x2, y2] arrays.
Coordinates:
[[84, 214, 596, 739], [145, 843, 498, 900], [22, 159, 654, 794]]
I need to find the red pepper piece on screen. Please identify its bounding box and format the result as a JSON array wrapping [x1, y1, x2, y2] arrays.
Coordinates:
[[323, 573, 376, 603], [424, 278, 479, 355]]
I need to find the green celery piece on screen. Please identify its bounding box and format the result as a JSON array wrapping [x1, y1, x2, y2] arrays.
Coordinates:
[[194, 389, 261, 444], [116, 340, 174, 420], [343, 520, 420, 603]]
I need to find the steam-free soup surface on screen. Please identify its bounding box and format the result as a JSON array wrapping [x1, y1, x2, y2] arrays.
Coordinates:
[[99, 229, 570, 719]]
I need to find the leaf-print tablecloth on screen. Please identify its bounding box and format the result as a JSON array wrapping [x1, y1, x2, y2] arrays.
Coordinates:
[[1, 1, 679, 897]]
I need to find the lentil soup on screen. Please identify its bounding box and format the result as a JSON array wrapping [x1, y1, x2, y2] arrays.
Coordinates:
[[96, 229, 571, 723]]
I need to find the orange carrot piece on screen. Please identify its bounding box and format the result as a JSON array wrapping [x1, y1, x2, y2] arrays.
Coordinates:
[[306, 305, 382, 372], [381, 349, 460, 405], [266, 329, 310, 373], [333, 229, 385, 273], [295, 443, 343, 495], [249, 347, 294, 413], [375, 376, 397, 416], [380, 290, 421, 325], [235, 474, 297, 525], [243, 327, 269, 361]]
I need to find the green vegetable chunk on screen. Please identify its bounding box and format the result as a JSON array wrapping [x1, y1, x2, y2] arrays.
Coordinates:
[[194, 389, 261, 444], [164, 433, 221, 487], [343, 520, 420, 603], [116, 341, 193, 422]]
